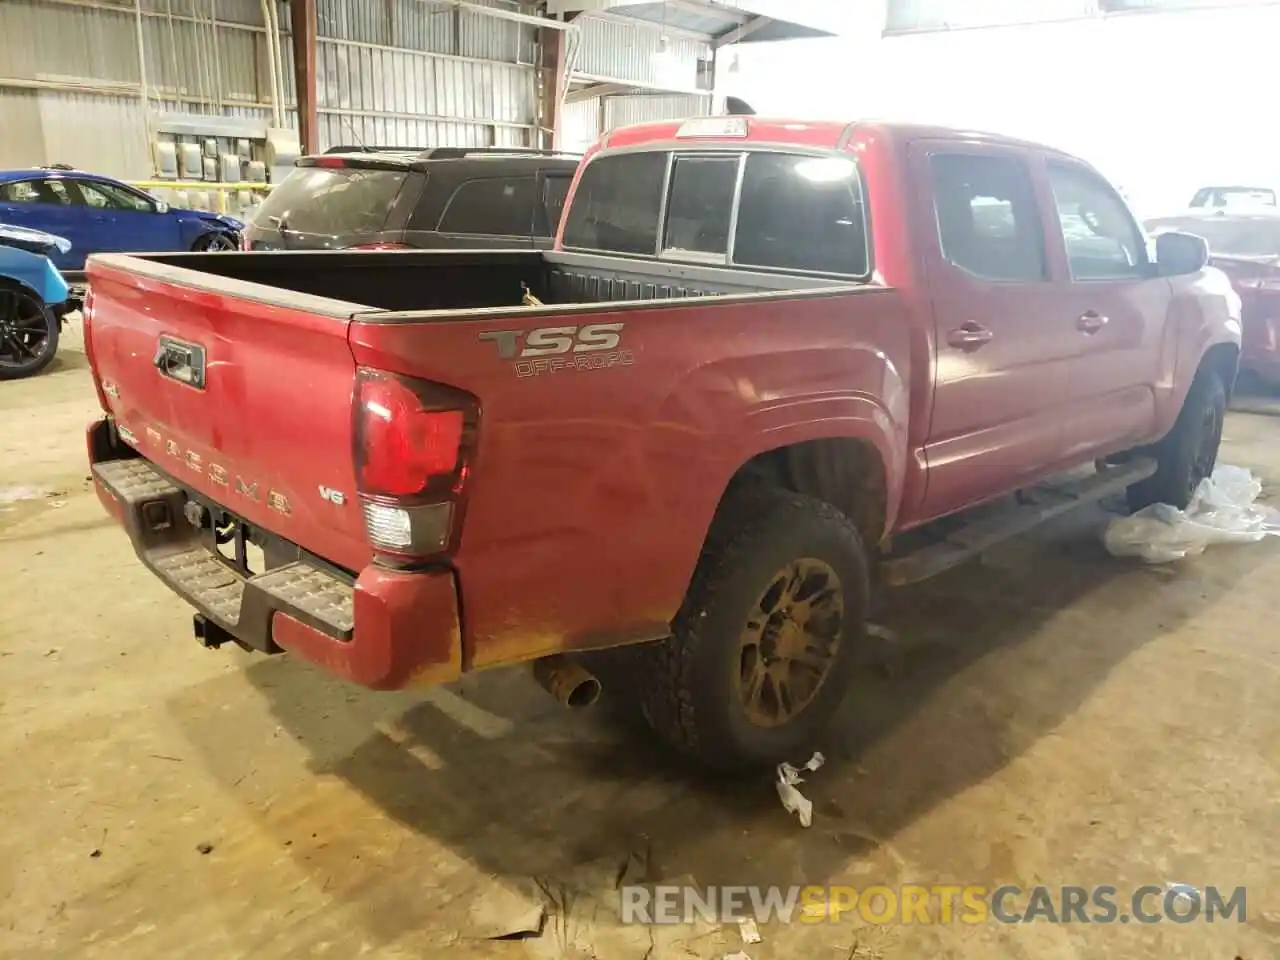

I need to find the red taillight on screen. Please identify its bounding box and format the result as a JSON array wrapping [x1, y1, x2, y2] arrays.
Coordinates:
[[358, 379, 464, 496], [314, 156, 349, 168], [353, 369, 477, 558], [348, 242, 411, 251]]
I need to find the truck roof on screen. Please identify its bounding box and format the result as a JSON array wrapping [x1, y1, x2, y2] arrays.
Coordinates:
[[601, 116, 1074, 158]]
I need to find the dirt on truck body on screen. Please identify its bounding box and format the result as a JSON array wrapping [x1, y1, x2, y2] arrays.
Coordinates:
[[84, 115, 1241, 770]]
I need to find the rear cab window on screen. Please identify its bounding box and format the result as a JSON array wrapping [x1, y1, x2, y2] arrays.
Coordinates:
[[560, 148, 870, 278], [254, 164, 408, 236]]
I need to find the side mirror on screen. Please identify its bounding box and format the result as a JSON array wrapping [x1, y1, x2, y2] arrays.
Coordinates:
[[155, 201, 169, 214], [1156, 230, 1209, 276]]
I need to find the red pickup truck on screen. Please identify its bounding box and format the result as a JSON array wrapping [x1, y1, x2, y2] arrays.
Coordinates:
[[84, 117, 1241, 771]]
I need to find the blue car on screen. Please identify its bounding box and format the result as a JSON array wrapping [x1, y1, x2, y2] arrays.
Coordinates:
[[0, 167, 242, 280]]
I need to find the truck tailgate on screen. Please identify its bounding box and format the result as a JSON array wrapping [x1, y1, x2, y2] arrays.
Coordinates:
[[85, 256, 372, 572]]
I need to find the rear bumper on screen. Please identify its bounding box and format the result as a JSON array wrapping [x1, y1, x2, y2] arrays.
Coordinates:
[[88, 422, 461, 690]]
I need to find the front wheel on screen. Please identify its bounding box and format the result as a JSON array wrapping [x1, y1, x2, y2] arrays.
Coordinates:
[[1127, 370, 1226, 511], [193, 232, 237, 252], [634, 488, 869, 773], [0, 281, 59, 380]]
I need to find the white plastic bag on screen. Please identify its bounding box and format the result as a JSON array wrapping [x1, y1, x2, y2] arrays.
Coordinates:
[[775, 752, 825, 828], [1103, 465, 1280, 563]]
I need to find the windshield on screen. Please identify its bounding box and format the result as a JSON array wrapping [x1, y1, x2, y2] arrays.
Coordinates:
[[252, 165, 407, 236], [1147, 218, 1280, 258]]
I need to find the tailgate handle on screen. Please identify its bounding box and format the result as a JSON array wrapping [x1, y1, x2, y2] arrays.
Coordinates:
[[154, 336, 206, 390]]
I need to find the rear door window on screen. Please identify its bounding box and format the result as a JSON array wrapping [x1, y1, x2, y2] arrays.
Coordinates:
[[929, 153, 1047, 282], [561, 152, 668, 255], [437, 177, 536, 236], [732, 153, 869, 276], [1, 178, 74, 206], [253, 166, 407, 236]]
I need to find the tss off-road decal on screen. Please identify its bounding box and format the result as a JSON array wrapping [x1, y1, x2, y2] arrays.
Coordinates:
[[478, 323, 634, 378]]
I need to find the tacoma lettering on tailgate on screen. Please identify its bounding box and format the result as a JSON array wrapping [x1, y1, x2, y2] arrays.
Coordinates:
[[133, 423, 294, 517]]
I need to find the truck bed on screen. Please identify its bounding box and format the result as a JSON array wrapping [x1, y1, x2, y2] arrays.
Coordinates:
[[106, 248, 857, 315]]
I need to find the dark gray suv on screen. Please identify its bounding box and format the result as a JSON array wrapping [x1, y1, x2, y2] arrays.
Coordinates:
[[243, 146, 579, 252]]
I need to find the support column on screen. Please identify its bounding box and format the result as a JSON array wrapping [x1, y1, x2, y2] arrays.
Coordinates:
[[537, 24, 568, 150], [291, 0, 319, 153]]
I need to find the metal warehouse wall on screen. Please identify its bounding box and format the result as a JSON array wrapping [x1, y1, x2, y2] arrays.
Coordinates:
[[0, 0, 283, 176], [560, 92, 712, 153], [558, 10, 714, 156], [314, 0, 540, 150], [0, 0, 542, 176], [572, 14, 707, 89]]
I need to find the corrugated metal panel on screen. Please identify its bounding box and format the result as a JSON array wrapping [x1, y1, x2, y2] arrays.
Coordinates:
[[0, 88, 44, 170], [140, 14, 266, 105], [1, 1, 268, 106], [0, 0, 140, 83], [884, 0, 1099, 32], [317, 114, 527, 152], [388, 0, 457, 53], [140, 0, 265, 21], [316, 40, 537, 149], [459, 7, 536, 64], [318, 41, 534, 121], [603, 93, 710, 129], [560, 98, 601, 151], [574, 14, 708, 88], [617, 1, 742, 35], [40, 90, 150, 177], [316, 0, 537, 61], [317, 0, 390, 45]]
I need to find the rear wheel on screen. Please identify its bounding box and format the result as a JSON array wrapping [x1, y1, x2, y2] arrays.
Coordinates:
[[634, 488, 869, 772], [1127, 370, 1226, 511], [0, 281, 59, 380]]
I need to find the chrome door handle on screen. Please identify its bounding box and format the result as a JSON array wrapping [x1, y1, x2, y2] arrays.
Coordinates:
[[947, 323, 994, 350], [1077, 311, 1109, 334]]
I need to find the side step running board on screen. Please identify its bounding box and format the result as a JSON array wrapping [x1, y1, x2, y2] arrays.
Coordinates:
[[880, 458, 1157, 587]]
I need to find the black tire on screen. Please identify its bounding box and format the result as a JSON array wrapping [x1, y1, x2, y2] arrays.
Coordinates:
[[1127, 369, 1226, 511], [0, 280, 59, 381], [193, 232, 237, 252], [634, 487, 869, 773]]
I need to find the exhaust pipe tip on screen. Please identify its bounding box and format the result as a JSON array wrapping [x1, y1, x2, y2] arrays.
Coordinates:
[[532, 655, 601, 709]]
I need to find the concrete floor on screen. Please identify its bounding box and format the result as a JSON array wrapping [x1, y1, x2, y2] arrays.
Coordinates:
[[2, 328, 1279, 960]]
